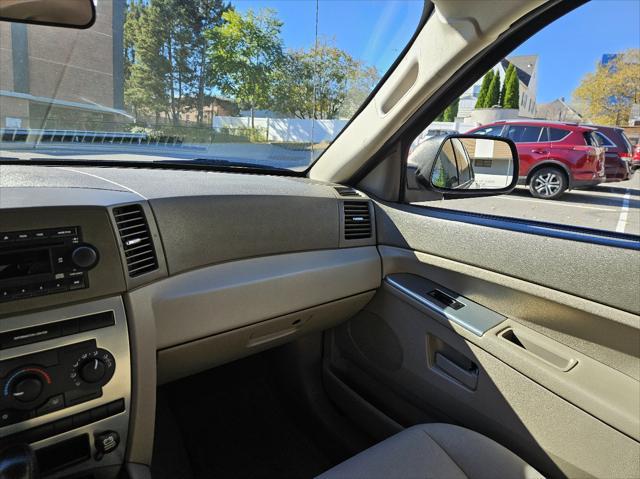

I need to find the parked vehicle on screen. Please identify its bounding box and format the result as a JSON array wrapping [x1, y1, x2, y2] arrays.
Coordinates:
[[586, 125, 634, 182], [468, 120, 606, 199], [631, 142, 640, 172]]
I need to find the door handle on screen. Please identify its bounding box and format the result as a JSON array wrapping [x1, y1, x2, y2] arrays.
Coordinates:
[[434, 352, 479, 390], [531, 149, 548, 154]]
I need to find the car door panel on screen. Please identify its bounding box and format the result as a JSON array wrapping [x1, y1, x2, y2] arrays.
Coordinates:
[[323, 201, 640, 478]]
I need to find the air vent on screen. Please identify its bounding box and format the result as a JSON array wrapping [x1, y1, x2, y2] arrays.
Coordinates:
[[335, 186, 361, 197], [113, 204, 158, 277], [343, 201, 372, 240]]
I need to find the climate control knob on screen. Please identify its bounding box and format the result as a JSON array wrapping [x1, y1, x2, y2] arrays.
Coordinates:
[[71, 245, 98, 269], [79, 358, 106, 383], [12, 376, 43, 403]]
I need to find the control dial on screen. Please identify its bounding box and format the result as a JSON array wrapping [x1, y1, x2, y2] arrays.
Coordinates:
[[3, 367, 52, 404], [80, 358, 106, 383], [70, 349, 115, 388], [12, 377, 43, 402], [71, 245, 98, 269]]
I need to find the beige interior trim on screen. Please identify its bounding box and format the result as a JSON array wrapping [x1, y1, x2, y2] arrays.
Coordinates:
[[309, 0, 545, 183], [378, 245, 640, 441], [157, 291, 375, 384], [132, 247, 381, 350]]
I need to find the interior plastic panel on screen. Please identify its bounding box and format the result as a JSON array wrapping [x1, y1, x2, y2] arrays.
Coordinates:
[[385, 273, 506, 336], [128, 247, 381, 350], [326, 288, 640, 478]]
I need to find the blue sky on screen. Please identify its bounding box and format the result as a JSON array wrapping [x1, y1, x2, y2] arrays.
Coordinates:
[[512, 0, 640, 103], [234, 0, 639, 104]]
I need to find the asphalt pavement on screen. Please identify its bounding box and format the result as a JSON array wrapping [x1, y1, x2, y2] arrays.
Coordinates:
[[431, 173, 640, 235]]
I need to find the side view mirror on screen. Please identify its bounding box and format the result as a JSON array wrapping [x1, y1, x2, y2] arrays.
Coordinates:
[[411, 134, 519, 199], [0, 0, 95, 29]]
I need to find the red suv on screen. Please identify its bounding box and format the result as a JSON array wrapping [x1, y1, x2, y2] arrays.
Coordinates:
[[467, 120, 606, 199]]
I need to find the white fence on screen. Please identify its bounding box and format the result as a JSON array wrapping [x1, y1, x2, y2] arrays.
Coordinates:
[[212, 116, 478, 143], [212, 116, 348, 143]]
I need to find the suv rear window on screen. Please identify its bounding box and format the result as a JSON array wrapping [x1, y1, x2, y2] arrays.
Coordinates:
[[548, 128, 570, 141], [505, 126, 544, 143], [594, 131, 616, 147]]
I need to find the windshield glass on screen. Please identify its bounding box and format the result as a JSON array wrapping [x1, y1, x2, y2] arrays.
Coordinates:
[[0, 0, 423, 171]]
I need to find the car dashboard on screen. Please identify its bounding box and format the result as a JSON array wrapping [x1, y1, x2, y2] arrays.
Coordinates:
[[0, 165, 380, 477]]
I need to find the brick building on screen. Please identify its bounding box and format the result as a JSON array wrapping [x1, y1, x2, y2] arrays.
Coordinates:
[[0, 0, 129, 129]]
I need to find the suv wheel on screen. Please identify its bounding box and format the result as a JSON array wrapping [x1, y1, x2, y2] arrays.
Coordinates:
[[529, 167, 567, 199]]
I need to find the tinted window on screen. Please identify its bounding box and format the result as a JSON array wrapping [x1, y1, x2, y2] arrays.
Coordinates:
[[548, 128, 570, 141], [473, 126, 504, 136], [594, 131, 615, 146], [505, 126, 543, 143], [621, 132, 633, 153]]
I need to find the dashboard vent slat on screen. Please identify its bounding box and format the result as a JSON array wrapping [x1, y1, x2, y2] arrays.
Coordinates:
[[343, 201, 372, 240], [113, 204, 158, 277]]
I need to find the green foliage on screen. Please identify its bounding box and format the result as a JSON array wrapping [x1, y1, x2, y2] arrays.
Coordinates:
[[124, 1, 382, 136], [475, 70, 494, 109], [270, 39, 379, 119], [124, 0, 230, 124], [442, 98, 459, 121], [207, 9, 284, 127], [503, 64, 520, 109], [486, 72, 501, 108]]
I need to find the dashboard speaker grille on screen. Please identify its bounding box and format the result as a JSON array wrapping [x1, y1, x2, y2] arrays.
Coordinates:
[[113, 204, 158, 277], [344, 201, 372, 240]]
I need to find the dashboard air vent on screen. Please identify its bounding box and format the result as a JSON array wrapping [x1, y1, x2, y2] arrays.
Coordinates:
[[343, 201, 372, 240], [335, 186, 360, 197], [113, 204, 158, 277]]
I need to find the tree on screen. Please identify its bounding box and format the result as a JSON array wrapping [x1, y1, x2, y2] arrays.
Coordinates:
[[207, 8, 284, 128], [502, 64, 519, 109], [475, 70, 494, 109], [270, 40, 377, 120], [124, 0, 231, 125], [485, 71, 501, 108], [180, 0, 231, 125], [573, 49, 640, 125], [124, 0, 171, 121], [442, 98, 459, 121], [500, 63, 515, 107]]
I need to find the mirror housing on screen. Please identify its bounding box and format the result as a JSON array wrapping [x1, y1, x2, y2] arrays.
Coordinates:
[[411, 134, 519, 199], [0, 0, 95, 29]]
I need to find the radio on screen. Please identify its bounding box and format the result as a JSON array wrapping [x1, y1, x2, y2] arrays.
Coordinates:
[[0, 227, 99, 302]]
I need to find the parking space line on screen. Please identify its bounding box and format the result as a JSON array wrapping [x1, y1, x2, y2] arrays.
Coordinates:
[[615, 190, 631, 233], [499, 196, 618, 212]]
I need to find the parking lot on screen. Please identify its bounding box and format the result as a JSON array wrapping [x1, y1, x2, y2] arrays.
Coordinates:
[[434, 173, 640, 236]]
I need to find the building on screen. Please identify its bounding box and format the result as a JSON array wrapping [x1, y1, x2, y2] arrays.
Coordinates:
[[0, 0, 129, 130], [458, 55, 538, 119], [536, 98, 583, 122]]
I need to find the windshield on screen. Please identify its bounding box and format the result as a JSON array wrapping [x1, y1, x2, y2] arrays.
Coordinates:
[[0, 0, 423, 171]]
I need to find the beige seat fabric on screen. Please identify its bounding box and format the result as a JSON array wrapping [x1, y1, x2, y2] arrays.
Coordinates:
[[316, 423, 543, 479]]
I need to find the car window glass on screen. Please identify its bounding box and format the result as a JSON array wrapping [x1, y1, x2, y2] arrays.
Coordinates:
[[452, 138, 473, 184], [505, 126, 543, 143], [595, 132, 615, 146], [0, 0, 423, 171], [548, 128, 569, 141], [473, 126, 503, 136], [404, 0, 639, 237], [433, 141, 461, 188]]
